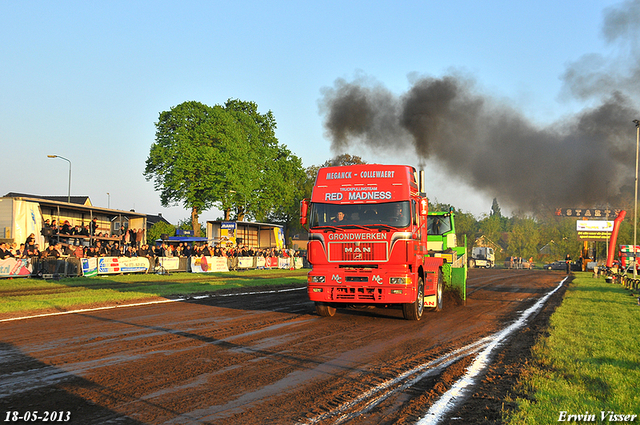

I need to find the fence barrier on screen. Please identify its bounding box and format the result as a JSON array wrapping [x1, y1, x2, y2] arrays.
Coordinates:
[[0, 255, 307, 278]]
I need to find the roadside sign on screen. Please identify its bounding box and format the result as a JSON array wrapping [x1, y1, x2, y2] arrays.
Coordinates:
[[556, 208, 621, 218]]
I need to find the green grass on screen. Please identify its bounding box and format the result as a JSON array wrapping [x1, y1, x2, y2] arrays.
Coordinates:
[[506, 272, 640, 424], [0, 269, 308, 315]]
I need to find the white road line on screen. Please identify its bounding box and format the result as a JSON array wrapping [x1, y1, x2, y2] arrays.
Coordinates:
[[0, 287, 307, 323], [298, 277, 567, 425], [416, 276, 568, 425]]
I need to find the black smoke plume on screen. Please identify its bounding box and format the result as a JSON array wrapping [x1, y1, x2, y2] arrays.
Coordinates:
[[319, 1, 640, 214]]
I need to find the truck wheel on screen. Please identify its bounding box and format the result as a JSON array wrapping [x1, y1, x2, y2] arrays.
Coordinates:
[[315, 302, 336, 317], [432, 268, 444, 312], [402, 277, 424, 320]]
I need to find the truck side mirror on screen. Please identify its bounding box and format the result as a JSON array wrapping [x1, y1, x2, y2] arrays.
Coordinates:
[[419, 199, 429, 216], [300, 199, 309, 226]]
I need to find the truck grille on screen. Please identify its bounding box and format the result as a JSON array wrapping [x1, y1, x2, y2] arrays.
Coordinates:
[[334, 287, 381, 301], [328, 242, 388, 263]]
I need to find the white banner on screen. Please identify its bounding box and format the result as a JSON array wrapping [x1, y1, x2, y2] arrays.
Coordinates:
[[81, 257, 98, 276], [191, 256, 229, 273], [238, 257, 254, 269], [157, 257, 180, 271], [576, 220, 613, 231], [278, 257, 291, 269], [98, 257, 149, 274]]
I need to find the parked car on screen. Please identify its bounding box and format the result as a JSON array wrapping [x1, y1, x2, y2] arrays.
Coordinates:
[[544, 260, 567, 270]]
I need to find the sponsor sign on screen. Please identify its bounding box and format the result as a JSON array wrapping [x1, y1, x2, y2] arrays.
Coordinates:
[[98, 257, 149, 274], [556, 208, 621, 218], [81, 258, 98, 277], [190, 256, 229, 273], [278, 257, 291, 269], [238, 257, 254, 269], [577, 231, 613, 241], [157, 257, 180, 271], [220, 222, 236, 247], [620, 245, 640, 253], [0, 258, 32, 277], [576, 220, 614, 231]]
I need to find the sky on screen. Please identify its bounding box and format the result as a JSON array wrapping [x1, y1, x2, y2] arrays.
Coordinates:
[[1, 0, 635, 223]]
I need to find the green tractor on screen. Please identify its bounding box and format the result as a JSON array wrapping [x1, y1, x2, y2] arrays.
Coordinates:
[[426, 209, 467, 305]]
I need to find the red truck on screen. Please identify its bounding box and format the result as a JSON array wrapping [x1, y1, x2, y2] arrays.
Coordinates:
[[300, 164, 444, 320]]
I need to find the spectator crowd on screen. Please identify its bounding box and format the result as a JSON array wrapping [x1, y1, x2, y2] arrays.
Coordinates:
[[0, 219, 300, 262]]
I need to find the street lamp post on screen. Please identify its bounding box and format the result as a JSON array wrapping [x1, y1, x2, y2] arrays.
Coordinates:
[[47, 155, 71, 203], [107, 192, 110, 209], [633, 120, 640, 279]]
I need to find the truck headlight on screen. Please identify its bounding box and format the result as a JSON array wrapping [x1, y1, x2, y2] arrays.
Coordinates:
[[309, 276, 326, 283], [389, 277, 411, 285]]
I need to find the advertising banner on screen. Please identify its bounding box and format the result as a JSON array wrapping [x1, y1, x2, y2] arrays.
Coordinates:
[[81, 258, 98, 277], [98, 257, 149, 274], [577, 231, 613, 241], [294, 257, 304, 269], [576, 220, 614, 231], [238, 257, 254, 269], [278, 257, 291, 269], [157, 257, 180, 271], [274, 227, 285, 250], [191, 256, 229, 273], [0, 258, 32, 277], [220, 222, 237, 247], [265, 257, 279, 268]]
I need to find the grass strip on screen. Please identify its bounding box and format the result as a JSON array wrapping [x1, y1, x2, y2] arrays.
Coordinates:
[[506, 272, 640, 424], [0, 269, 308, 315]]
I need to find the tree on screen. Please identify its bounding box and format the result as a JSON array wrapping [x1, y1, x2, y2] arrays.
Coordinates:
[[507, 216, 540, 258], [145, 99, 304, 236], [223, 99, 305, 223], [144, 101, 248, 236], [147, 221, 176, 245], [490, 198, 502, 218]]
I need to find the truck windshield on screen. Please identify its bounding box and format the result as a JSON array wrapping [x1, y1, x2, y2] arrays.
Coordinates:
[[427, 215, 452, 235], [309, 201, 411, 228]]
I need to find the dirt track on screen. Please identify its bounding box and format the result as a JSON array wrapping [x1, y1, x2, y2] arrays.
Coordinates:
[[0, 269, 568, 424]]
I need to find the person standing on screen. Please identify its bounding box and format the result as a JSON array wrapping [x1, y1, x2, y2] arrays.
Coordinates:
[[565, 254, 571, 274]]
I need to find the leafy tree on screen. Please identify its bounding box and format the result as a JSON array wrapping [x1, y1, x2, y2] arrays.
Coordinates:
[[145, 99, 304, 235], [147, 221, 176, 245], [490, 198, 502, 218], [507, 216, 540, 258], [144, 101, 248, 236]]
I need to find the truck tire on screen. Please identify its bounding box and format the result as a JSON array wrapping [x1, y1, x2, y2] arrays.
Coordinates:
[[402, 277, 424, 320], [432, 268, 444, 312], [315, 302, 336, 317]]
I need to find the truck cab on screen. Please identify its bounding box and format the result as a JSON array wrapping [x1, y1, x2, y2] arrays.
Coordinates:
[[300, 164, 444, 320]]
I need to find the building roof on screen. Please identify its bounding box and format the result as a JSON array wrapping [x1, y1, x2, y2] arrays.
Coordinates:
[[3, 193, 147, 218], [4, 192, 92, 206]]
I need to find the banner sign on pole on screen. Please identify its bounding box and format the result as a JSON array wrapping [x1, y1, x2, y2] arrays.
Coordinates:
[[556, 208, 621, 218], [220, 222, 237, 247], [576, 220, 614, 231]]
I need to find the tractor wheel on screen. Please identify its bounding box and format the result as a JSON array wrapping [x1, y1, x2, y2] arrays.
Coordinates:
[[402, 277, 425, 320], [315, 302, 336, 317]]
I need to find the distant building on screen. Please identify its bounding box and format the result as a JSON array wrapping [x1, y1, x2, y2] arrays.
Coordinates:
[[1, 192, 148, 246]]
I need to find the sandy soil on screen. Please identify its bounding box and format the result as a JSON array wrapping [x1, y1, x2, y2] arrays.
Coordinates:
[[0, 269, 568, 424]]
